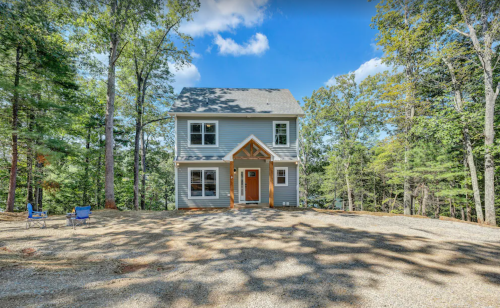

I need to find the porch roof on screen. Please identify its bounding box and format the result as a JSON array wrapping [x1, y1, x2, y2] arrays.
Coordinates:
[[223, 134, 280, 162]]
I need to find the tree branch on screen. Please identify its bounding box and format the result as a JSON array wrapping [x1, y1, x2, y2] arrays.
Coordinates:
[[112, 41, 128, 65], [453, 27, 470, 38], [142, 116, 170, 128]]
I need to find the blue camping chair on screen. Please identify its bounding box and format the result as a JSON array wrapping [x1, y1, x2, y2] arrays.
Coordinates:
[[26, 203, 47, 229], [72, 206, 91, 229]]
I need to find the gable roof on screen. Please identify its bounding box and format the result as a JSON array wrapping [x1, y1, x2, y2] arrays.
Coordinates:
[[223, 134, 281, 161], [169, 87, 305, 116]]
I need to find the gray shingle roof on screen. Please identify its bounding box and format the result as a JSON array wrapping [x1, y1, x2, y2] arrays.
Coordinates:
[[175, 156, 225, 161], [169, 88, 304, 115]]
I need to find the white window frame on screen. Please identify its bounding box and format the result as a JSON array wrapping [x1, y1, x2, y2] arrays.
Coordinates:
[[188, 167, 219, 199], [188, 120, 219, 147], [275, 167, 288, 186], [273, 121, 289, 147]]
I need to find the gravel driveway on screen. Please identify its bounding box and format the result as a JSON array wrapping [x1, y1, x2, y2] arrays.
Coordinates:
[[0, 208, 499, 308]]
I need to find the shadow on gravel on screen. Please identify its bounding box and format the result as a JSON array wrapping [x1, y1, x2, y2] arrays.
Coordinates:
[[1, 208, 499, 307]]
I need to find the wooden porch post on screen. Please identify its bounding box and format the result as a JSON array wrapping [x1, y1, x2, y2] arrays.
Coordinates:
[[269, 161, 274, 208], [230, 160, 234, 208]]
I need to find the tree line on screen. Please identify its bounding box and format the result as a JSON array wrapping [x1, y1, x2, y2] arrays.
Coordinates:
[[0, 0, 200, 213], [299, 0, 500, 226]]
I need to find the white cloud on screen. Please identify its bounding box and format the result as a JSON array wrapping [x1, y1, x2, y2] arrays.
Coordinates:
[[190, 51, 201, 59], [170, 63, 201, 93], [325, 58, 392, 86], [180, 0, 268, 37], [214, 33, 269, 56]]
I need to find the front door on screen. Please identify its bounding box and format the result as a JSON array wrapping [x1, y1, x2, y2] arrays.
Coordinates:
[[245, 170, 259, 202]]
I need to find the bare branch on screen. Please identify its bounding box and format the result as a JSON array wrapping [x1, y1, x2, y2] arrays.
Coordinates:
[[142, 116, 171, 128], [453, 27, 470, 38], [112, 41, 128, 65]]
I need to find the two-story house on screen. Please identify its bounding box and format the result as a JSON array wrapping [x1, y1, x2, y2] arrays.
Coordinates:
[[169, 87, 304, 209]]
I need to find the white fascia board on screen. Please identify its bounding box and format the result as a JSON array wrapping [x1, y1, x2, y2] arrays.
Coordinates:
[[175, 160, 227, 163], [168, 112, 305, 118]]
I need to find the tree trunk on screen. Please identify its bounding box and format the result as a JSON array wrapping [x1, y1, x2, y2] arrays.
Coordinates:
[[104, 5, 119, 209], [96, 132, 103, 208], [140, 129, 147, 210], [435, 196, 440, 219], [133, 114, 141, 210], [449, 198, 455, 218], [483, 60, 497, 225], [83, 126, 91, 206], [6, 46, 22, 212], [360, 187, 364, 211], [303, 178, 308, 207], [455, 0, 498, 225], [402, 3, 415, 216], [34, 159, 44, 211], [164, 181, 169, 211], [422, 186, 428, 216], [443, 57, 484, 223], [26, 108, 35, 205], [345, 171, 353, 211], [461, 207, 465, 221]]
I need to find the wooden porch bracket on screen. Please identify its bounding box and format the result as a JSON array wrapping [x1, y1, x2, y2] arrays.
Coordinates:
[[230, 160, 234, 208], [269, 161, 274, 208]]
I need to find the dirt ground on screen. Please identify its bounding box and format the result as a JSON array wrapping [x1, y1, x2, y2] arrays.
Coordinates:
[[0, 208, 499, 308]]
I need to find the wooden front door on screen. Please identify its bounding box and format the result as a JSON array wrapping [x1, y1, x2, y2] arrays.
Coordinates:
[[245, 170, 259, 201]]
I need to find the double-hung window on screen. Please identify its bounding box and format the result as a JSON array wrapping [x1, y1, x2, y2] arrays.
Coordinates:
[[273, 121, 289, 147], [275, 167, 288, 186], [188, 168, 219, 199], [188, 120, 218, 146]]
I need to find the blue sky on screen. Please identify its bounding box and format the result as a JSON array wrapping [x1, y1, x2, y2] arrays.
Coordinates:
[[171, 0, 391, 105]]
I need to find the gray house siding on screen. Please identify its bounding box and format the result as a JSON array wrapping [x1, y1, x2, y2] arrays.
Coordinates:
[[177, 117, 298, 158], [273, 162, 298, 206], [176, 161, 297, 208], [177, 163, 230, 208]]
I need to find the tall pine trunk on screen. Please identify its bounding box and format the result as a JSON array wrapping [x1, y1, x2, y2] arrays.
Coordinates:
[[26, 108, 35, 205], [133, 73, 145, 211], [6, 46, 22, 212], [34, 158, 44, 211], [345, 169, 353, 211], [133, 107, 142, 210], [96, 132, 103, 208], [83, 126, 91, 206], [483, 59, 497, 225], [104, 3, 118, 209], [140, 129, 147, 210], [455, 0, 498, 225], [443, 57, 484, 223]]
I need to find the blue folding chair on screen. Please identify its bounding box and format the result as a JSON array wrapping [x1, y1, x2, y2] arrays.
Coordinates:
[[72, 206, 91, 229], [26, 203, 47, 229]]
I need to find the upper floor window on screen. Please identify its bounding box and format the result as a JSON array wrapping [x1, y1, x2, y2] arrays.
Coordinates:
[[273, 121, 289, 147], [188, 120, 218, 147]]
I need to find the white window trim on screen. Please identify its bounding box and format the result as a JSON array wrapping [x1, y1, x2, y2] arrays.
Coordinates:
[[275, 167, 288, 186], [273, 121, 290, 147], [237, 168, 261, 204], [188, 167, 219, 199], [187, 120, 219, 147]]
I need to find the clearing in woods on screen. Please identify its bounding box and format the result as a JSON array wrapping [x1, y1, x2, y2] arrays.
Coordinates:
[[0, 208, 499, 307]]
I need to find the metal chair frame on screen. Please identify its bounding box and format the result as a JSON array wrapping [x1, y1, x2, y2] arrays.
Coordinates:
[[71, 206, 91, 230], [26, 203, 47, 229]]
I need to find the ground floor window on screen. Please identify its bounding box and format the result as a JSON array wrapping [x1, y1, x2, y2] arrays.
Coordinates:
[[188, 167, 219, 199], [275, 167, 288, 186]]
